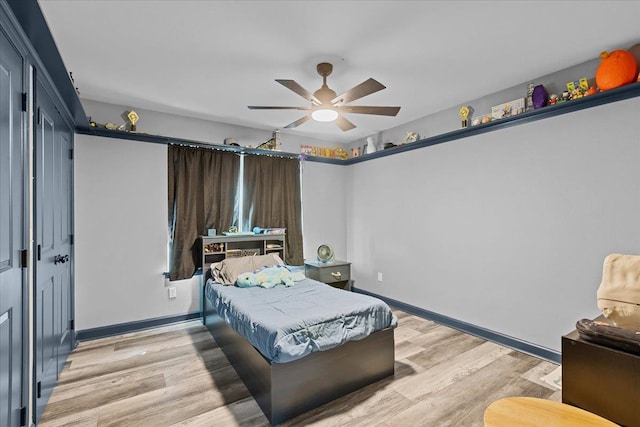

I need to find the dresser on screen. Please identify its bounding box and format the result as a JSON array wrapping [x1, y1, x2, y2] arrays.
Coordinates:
[[304, 260, 351, 290]]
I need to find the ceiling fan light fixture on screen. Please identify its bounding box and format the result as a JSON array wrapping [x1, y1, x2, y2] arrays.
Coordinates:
[[311, 108, 339, 122], [249, 62, 399, 131]]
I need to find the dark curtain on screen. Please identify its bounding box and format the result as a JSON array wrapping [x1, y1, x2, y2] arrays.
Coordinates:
[[168, 145, 240, 280], [242, 154, 303, 265]]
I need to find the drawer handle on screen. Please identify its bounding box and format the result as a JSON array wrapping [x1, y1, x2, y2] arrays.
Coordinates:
[[330, 272, 342, 280]]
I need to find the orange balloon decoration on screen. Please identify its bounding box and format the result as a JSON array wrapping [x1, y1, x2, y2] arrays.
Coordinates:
[[595, 50, 638, 91]]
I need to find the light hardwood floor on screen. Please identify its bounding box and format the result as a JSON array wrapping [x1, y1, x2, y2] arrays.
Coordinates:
[[39, 310, 560, 426]]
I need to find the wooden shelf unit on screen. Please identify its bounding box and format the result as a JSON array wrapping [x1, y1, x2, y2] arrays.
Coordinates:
[[201, 234, 286, 273]]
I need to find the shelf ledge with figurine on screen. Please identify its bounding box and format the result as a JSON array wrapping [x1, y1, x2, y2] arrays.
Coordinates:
[[346, 47, 639, 164], [346, 48, 639, 165], [78, 47, 640, 166]]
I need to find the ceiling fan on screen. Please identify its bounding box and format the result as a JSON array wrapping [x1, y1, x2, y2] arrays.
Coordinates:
[[248, 62, 400, 131]]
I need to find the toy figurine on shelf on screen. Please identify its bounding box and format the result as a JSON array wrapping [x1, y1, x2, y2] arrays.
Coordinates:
[[531, 85, 548, 109], [549, 94, 558, 105], [579, 77, 589, 91], [334, 147, 348, 160], [566, 77, 591, 100], [404, 132, 419, 143], [502, 104, 512, 118], [127, 110, 139, 132], [596, 50, 638, 91], [459, 105, 470, 128], [526, 82, 535, 111], [256, 130, 281, 151]]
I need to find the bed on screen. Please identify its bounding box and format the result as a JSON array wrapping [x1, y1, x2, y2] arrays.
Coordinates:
[[201, 261, 396, 425]]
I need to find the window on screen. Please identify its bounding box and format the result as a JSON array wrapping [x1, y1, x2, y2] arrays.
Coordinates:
[[168, 145, 303, 280]]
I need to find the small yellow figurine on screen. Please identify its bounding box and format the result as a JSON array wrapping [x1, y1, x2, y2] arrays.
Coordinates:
[[459, 106, 470, 128], [334, 147, 348, 160], [127, 110, 139, 132], [579, 77, 589, 90]]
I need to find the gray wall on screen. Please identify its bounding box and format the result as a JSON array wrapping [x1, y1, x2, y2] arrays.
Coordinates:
[[74, 102, 348, 330], [301, 161, 349, 261], [76, 96, 640, 354], [74, 135, 187, 330], [347, 97, 640, 352]]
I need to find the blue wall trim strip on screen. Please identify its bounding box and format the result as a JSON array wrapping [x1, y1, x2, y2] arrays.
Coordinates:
[[76, 126, 327, 161], [77, 127, 349, 166], [76, 312, 201, 342], [354, 287, 561, 364]]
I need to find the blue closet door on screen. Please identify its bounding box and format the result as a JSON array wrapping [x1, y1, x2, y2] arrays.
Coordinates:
[[34, 80, 73, 422], [0, 25, 26, 427]]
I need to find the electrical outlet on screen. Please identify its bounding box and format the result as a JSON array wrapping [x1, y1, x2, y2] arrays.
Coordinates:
[[168, 287, 177, 299], [377, 272, 383, 282]]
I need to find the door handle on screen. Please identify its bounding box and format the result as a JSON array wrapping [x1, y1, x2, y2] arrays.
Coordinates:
[[54, 254, 70, 265]]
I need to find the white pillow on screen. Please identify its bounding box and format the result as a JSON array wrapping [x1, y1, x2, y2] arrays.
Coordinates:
[[212, 254, 284, 285]]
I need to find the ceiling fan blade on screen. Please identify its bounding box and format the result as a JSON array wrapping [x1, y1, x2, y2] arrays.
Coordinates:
[[284, 114, 312, 129], [331, 78, 386, 105], [339, 106, 401, 116], [335, 115, 356, 132], [247, 106, 310, 110], [276, 79, 321, 105]]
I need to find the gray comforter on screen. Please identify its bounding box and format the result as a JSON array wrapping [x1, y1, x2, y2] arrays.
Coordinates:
[[206, 278, 397, 363]]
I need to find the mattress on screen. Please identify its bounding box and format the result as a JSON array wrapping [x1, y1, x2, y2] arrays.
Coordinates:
[[205, 278, 397, 363]]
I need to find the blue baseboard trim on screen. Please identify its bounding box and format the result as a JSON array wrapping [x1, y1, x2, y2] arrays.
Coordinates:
[[76, 311, 201, 342], [354, 287, 561, 364]]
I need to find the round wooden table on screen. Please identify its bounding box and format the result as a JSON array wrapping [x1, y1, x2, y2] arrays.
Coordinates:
[[484, 397, 619, 427]]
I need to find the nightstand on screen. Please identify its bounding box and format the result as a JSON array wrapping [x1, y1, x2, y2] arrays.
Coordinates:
[[562, 320, 640, 427], [304, 260, 351, 290]]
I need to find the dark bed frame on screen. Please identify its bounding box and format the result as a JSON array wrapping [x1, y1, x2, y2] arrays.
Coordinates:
[[202, 271, 395, 425]]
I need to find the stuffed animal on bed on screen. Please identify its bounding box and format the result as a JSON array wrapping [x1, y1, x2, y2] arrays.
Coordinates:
[[236, 266, 305, 288]]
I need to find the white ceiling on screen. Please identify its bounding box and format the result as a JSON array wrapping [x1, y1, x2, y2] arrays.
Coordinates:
[[38, 0, 640, 144]]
